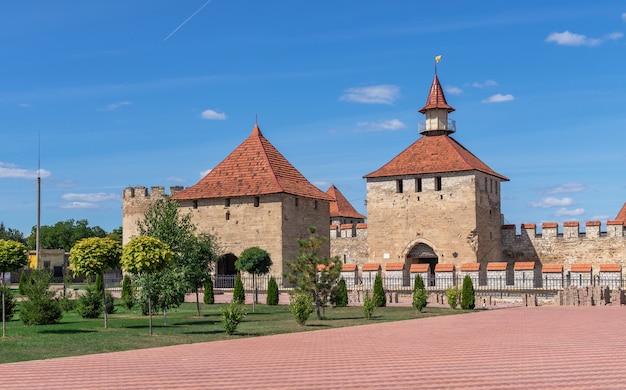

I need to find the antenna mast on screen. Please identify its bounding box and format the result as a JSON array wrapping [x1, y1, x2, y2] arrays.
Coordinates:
[[36, 132, 41, 267]]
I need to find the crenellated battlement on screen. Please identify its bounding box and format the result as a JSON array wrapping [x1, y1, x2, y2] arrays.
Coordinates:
[[122, 185, 184, 199], [502, 220, 625, 241], [330, 223, 368, 239]]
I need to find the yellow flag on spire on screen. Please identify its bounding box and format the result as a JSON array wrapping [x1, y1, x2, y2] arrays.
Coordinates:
[[435, 55, 442, 63]]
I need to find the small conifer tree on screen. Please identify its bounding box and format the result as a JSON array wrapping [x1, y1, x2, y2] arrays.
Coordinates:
[[331, 277, 348, 307], [233, 273, 245, 304], [461, 275, 475, 310], [203, 276, 215, 304], [266, 276, 279, 305], [121, 274, 136, 310], [373, 273, 386, 307], [362, 291, 375, 320], [18, 270, 28, 295], [412, 274, 428, 312]]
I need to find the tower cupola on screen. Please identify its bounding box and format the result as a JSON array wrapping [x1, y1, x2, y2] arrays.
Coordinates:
[[418, 75, 456, 136]]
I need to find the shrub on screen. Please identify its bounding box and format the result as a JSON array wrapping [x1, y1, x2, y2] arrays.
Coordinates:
[[331, 277, 348, 307], [1, 285, 17, 321], [362, 291, 375, 320], [77, 285, 103, 319], [203, 276, 215, 305], [19, 270, 62, 325], [266, 276, 279, 305], [445, 286, 459, 309], [461, 275, 475, 310], [18, 270, 28, 295], [373, 273, 386, 307], [121, 274, 137, 310], [58, 290, 77, 312], [233, 273, 245, 304], [221, 301, 247, 335], [412, 274, 428, 312], [289, 292, 314, 325]]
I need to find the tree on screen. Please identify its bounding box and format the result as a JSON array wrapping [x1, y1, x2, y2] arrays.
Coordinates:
[[235, 247, 272, 311], [445, 286, 459, 309], [331, 277, 348, 307], [0, 239, 28, 337], [203, 276, 214, 304], [461, 275, 475, 310], [0, 223, 26, 245], [186, 233, 219, 316], [19, 270, 63, 326], [232, 273, 245, 304], [121, 236, 173, 335], [266, 276, 279, 305], [121, 274, 137, 310], [412, 274, 428, 313], [373, 273, 386, 307], [69, 237, 121, 329], [283, 226, 341, 320], [27, 219, 106, 251]]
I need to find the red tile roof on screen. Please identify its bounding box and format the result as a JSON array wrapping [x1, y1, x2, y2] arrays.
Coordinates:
[[570, 264, 592, 273], [326, 185, 366, 220], [385, 262, 405, 271], [616, 202, 626, 222], [410, 263, 430, 273], [599, 264, 621, 272], [607, 220, 623, 226], [542, 222, 557, 229], [341, 263, 357, 272], [418, 75, 455, 114], [362, 263, 381, 272], [487, 262, 507, 271], [460, 263, 480, 272], [172, 125, 333, 201], [514, 262, 535, 271], [363, 134, 508, 180], [435, 264, 455, 272], [563, 221, 579, 227], [542, 264, 563, 273]]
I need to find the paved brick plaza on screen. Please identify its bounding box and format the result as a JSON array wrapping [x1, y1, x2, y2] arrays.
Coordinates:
[[1, 306, 625, 389]]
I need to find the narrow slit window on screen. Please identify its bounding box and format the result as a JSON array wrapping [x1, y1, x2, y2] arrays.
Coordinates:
[[225, 198, 231, 207], [314, 200, 318, 209], [192, 200, 198, 209], [416, 178, 422, 193], [435, 176, 442, 191], [396, 179, 403, 193], [225, 211, 230, 221], [254, 197, 260, 207], [295, 197, 299, 207]]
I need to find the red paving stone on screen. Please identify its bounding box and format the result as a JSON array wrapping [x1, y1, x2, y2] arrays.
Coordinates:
[[1, 306, 626, 389]]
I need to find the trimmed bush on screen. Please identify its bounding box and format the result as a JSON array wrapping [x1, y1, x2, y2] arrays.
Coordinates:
[[331, 277, 348, 307], [412, 274, 428, 312], [461, 275, 475, 310], [77, 285, 103, 319], [232, 273, 245, 304], [363, 291, 375, 320], [203, 276, 215, 305], [373, 273, 386, 307], [121, 274, 137, 310], [266, 276, 279, 305], [19, 270, 62, 325], [221, 302, 246, 335], [59, 290, 77, 312], [289, 292, 314, 325], [445, 286, 459, 309]]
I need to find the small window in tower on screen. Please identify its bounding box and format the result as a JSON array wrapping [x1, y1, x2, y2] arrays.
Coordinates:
[[435, 177, 442, 191], [415, 178, 422, 193], [314, 200, 318, 209], [225, 198, 230, 207], [192, 200, 198, 209], [225, 211, 230, 221], [396, 180, 403, 193], [496, 181, 498, 194], [295, 197, 299, 207], [485, 177, 488, 191], [254, 197, 260, 207]]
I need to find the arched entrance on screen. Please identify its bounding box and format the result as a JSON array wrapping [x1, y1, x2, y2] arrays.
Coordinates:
[[215, 253, 237, 288], [406, 243, 438, 286]]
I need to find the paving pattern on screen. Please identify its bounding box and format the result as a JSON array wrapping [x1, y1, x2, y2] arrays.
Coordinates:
[[1, 306, 625, 389]]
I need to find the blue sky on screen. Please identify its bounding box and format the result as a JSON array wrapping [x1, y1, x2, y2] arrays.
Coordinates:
[[1, 1, 625, 236]]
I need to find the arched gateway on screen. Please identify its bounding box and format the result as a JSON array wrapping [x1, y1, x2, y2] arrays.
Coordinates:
[[405, 243, 438, 286]]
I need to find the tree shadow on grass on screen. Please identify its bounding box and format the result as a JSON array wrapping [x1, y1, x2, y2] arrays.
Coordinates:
[[175, 319, 220, 326], [38, 329, 97, 334]]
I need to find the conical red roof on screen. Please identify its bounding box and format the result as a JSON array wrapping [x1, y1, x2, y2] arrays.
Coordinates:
[[326, 185, 365, 219], [173, 124, 332, 201], [616, 203, 626, 222], [363, 134, 508, 180], [418, 75, 455, 114]]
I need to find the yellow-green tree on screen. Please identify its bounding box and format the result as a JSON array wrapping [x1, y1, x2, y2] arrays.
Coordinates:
[[69, 237, 121, 329], [0, 239, 28, 337], [121, 236, 173, 335]]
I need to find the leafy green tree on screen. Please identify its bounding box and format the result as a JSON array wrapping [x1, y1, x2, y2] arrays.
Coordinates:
[[266, 276, 279, 305], [69, 237, 121, 329], [0, 239, 28, 337], [373, 273, 386, 307], [446, 286, 459, 309], [121, 274, 136, 310], [19, 270, 63, 326], [362, 291, 375, 320], [461, 275, 475, 310], [203, 276, 215, 304], [289, 292, 314, 325], [412, 274, 428, 312], [187, 233, 219, 316], [121, 236, 173, 335], [331, 277, 348, 307], [221, 302, 246, 335], [233, 273, 245, 304], [283, 226, 341, 320], [235, 247, 272, 311], [0, 223, 26, 245], [27, 219, 106, 251]]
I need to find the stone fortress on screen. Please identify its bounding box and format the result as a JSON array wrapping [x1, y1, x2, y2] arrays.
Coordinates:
[[123, 71, 626, 287]]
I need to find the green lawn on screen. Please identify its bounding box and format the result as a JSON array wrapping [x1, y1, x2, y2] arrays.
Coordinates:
[[0, 302, 471, 364]]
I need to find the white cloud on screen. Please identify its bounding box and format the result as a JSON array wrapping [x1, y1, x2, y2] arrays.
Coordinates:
[[471, 80, 498, 88], [61, 193, 120, 202], [19, 103, 31, 108], [60, 202, 101, 209], [339, 85, 400, 104], [200, 168, 212, 177], [622, 13, 626, 22], [201, 109, 227, 120], [98, 101, 132, 111], [591, 214, 610, 221], [166, 176, 186, 183], [356, 119, 407, 131], [530, 197, 575, 208], [482, 94, 514, 103], [607, 32, 624, 40], [0, 162, 51, 179], [543, 183, 586, 194], [554, 207, 585, 217], [546, 31, 601, 46], [445, 86, 463, 95]]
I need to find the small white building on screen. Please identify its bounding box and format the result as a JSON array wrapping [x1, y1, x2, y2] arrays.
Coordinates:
[[570, 264, 592, 287], [541, 264, 564, 289], [598, 264, 622, 288]]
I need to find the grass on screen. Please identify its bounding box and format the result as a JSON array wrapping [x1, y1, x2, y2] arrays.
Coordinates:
[[0, 301, 472, 364]]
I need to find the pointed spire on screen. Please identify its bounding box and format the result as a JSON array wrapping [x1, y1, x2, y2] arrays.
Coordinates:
[[419, 75, 455, 114], [251, 123, 262, 137]]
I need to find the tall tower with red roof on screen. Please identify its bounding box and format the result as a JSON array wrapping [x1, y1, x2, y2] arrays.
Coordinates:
[[363, 74, 509, 278]]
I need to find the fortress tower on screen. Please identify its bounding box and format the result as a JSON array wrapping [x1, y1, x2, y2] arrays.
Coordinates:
[[363, 74, 509, 277]]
